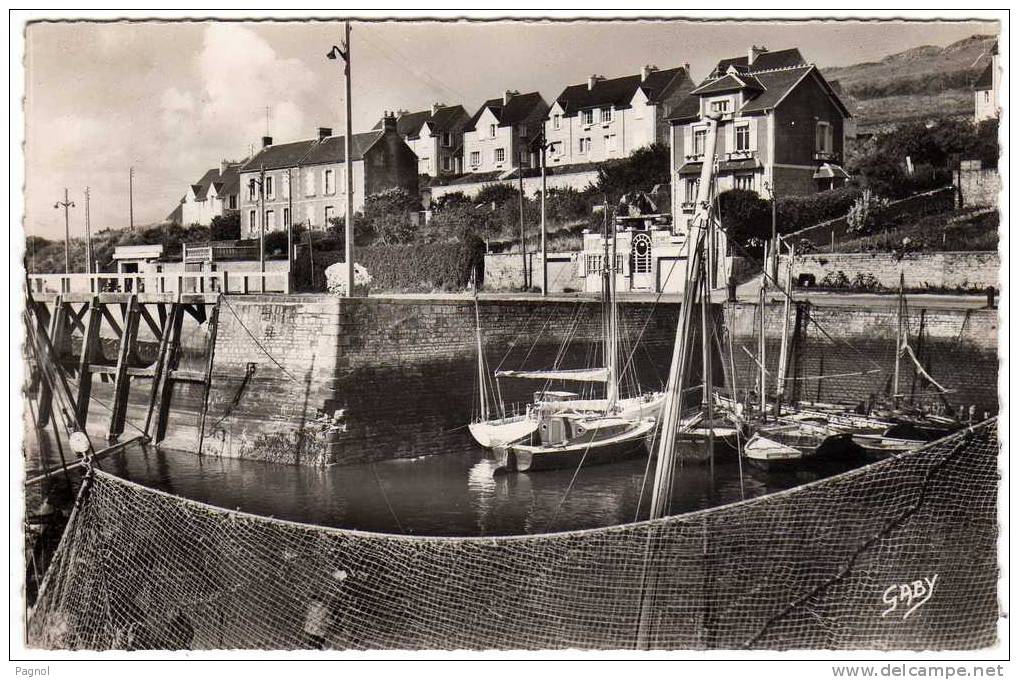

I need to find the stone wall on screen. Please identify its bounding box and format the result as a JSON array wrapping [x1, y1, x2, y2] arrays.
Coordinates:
[[957, 163, 1000, 209], [779, 251, 999, 291], [483, 252, 584, 292], [427, 169, 599, 202], [728, 301, 998, 415]]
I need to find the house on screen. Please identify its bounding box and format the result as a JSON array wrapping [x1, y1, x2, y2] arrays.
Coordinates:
[[178, 161, 244, 226], [974, 42, 999, 122], [237, 114, 419, 235], [462, 91, 548, 175], [668, 46, 851, 234], [545, 65, 695, 167], [373, 104, 470, 176]]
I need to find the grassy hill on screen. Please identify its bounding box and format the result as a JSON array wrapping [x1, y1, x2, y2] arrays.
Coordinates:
[[821, 34, 997, 132]]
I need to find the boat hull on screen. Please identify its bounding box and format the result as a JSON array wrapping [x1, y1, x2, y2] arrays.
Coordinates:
[[468, 417, 538, 449], [494, 421, 655, 473]]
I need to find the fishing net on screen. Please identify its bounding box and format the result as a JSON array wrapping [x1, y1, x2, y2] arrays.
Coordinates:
[[27, 418, 998, 651]]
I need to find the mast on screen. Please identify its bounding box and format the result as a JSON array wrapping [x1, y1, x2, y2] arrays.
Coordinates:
[[647, 117, 718, 521], [474, 283, 488, 422], [774, 241, 793, 416], [893, 270, 904, 408], [608, 207, 619, 411], [701, 268, 714, 474], [758, 281, 767, 420]]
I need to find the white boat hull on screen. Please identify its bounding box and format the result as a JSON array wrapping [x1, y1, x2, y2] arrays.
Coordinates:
[[468, 417, 539, 449]]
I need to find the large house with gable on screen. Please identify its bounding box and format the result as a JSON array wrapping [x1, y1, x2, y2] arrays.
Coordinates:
[[668, 46, 851, 234], [973, 41, 999, 122], [462, 91, 549, 175], [237, 113, 418, 235], [373, 104, 471, 177], [545, 65, 695, 167], [173, 161, 244, 226]]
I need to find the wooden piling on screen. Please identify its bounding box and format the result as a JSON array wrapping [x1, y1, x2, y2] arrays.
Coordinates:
[[37, 297, 67, 428], [196, 300, 221, 455], [107, 295, 141, 442], [73, 296, 102, 426], [153, 300, 186, 443]]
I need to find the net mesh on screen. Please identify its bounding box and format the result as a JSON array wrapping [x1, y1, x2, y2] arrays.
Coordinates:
[[27, 419, 998, 651]]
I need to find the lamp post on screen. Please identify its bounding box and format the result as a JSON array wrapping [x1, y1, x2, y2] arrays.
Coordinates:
[[764, 180, 778, 282], [54, 188, 75, 274], [536, 131, 559, 296], [327, 21, 354, 298]]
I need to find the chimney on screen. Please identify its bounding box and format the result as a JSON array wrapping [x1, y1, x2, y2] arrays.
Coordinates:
[[503, 90, 518, 105], [318, 127, 332, 141], [640, 65, 658, 82], [220, 159, 232, 175], [383, 111, 398, 132], [261, 136, 273, 148], [683, 62, 691, 74], [587, 75, 604, 90], [431, 102, 444, 116], [749, 45, 768, 66]]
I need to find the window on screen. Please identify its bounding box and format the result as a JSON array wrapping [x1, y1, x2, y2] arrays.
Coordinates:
[[684, 178, 699, 203], [489, 124, 497, 138], [442, 156, 453, 172], [470, 151, 480, 167], [579, 137, 591, 154], [585, 254, 602, 273], [494, 148, 506, 163], [693, 129, 707, 156], [265, 176, 274, 200], [735, 124, 750, 151], [601, 107, 613, 123], [517, 124, 527, 136], [324, 206, 334, 224], [304, 172, 315, 197], [264, 210, 274, 229], [605, 134, 617, 152], [984, 91, 990, 103], [283, 207, 290, 227], [248, 209, 256, 229], [553, 114, 561, 130], [816, 121, 833, 154], [442, 132, 454, 148], [710, 99, 730, 114], [324, 169, 335, 195], [248, 179, 257, 201], [282, 172, 290, 199], [228, 195, 237, 210], [582, 110, 594, 125], [420, 157, 431, 173], [734, 174, 753, 191], [519, 149, 529, 164], [632, 234, 652, 274]]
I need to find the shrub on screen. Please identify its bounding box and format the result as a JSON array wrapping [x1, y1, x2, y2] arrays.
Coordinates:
[[715, 189, 771, 255], [355, 232, 485, 292], [777, 186, 862, 233], [475, 183, 519, 206], [263, 230, 290, 257], [594, 143, 670, 200], [820, 270, 851, 289], [209, 213, 241, 241]]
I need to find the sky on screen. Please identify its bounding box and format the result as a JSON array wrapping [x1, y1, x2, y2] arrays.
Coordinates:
[[22, 17, 997, 239]]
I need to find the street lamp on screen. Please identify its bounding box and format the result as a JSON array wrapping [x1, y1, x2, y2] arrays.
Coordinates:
[[327, 21, 355, 298], [536, 131, 560, 296]]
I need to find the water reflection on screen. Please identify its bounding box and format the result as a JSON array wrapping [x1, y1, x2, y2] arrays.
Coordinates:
[[54, 432, 866, 537]]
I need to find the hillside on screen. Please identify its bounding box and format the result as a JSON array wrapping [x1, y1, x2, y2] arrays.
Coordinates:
[[820, 34, 997, 132]]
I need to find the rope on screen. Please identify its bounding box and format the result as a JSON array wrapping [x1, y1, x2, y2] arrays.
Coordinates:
[[220, 295, 299, 382]]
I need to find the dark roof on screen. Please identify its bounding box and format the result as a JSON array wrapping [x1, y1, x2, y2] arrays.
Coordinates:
[[690, 73, 761, 96], [167, 201, 183, 224], [974, 62, 994, 90], [372, 105, 469, 138], [240, 139, 320, 172], [301, 130, 384, 166], [190, 168, 220, 200], [464, 92, 547, 131], [553, 67, 688, 116], [214, 163, 242, 198], [711, 48, 807, 77]]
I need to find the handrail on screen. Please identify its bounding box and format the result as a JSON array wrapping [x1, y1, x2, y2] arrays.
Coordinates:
[[27, 269, 291, 295]]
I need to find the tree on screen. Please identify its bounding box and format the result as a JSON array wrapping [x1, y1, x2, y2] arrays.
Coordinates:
[[714, 189, 771, 255], [209, 213, 241, 241], [594, 143, 670, 201], [357, 188, 422, 246]]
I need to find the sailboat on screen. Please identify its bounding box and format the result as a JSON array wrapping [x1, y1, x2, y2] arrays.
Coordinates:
[[487, 206, 664, 473]]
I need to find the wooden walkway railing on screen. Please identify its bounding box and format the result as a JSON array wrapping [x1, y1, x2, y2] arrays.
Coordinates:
[[27, 270, 290, 297]]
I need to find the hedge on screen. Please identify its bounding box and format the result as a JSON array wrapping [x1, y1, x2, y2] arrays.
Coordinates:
[[293, 234, 485, 293]]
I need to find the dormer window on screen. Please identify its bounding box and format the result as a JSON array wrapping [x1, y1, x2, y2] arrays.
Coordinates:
[[517, 123, 528, 137], [710, 99, 730, 114], [601, 107, 613, 123], [582, 110, 594, 126], [553, 114, 561, 130], [441, 132, 454, 148], [489, 124, 497, 138]]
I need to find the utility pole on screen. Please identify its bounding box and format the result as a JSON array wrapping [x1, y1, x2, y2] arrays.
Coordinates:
[[54, 188, 74, 274], [518, 171, 527, 289], [287, 167, 294, 276], [537, 132, 558, 297], [259, 164, 266, 273], [84, 187, 93, 274], [129, 167, 135, 231], [328, 21, 354, 298]]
